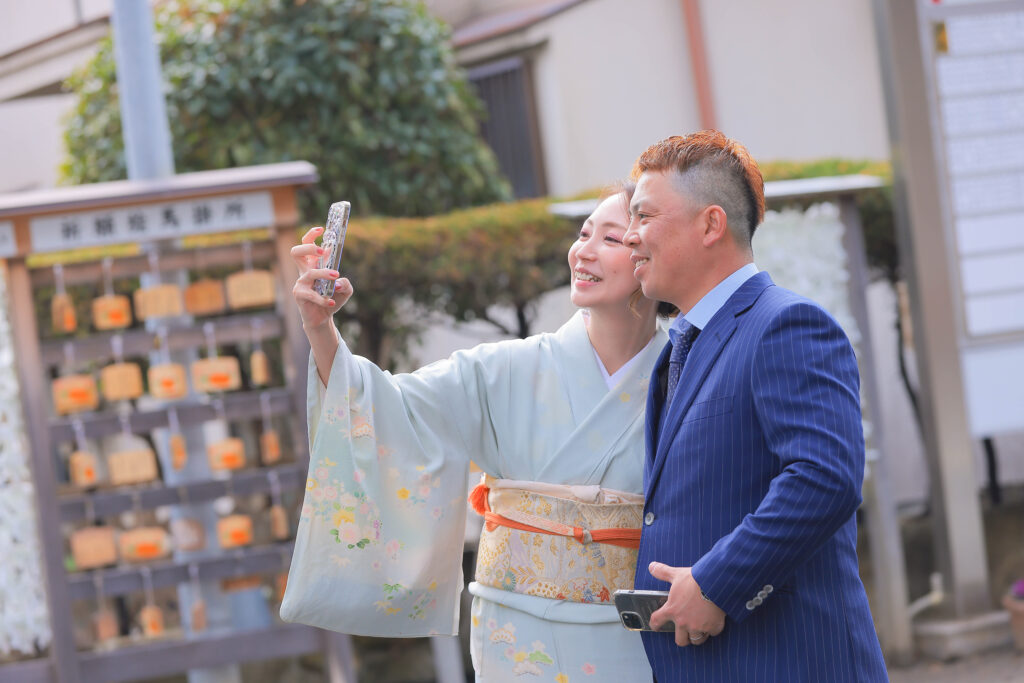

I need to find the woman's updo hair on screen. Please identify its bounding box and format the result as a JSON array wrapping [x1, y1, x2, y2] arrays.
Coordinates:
[[600, 180, 679, 319]]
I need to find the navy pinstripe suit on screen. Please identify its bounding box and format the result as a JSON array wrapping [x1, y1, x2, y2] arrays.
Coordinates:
[[637, 272, 888, 681]]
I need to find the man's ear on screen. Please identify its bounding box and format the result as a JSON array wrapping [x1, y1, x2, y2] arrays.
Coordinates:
[[702, 205, 729, 246]]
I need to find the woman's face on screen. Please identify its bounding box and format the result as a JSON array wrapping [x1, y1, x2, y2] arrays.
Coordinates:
[[568, 193, 642, 312]]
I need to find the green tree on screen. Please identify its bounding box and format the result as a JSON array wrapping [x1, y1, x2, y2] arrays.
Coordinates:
[[61, 0, 521, 366], [61, 0, 510, 218]]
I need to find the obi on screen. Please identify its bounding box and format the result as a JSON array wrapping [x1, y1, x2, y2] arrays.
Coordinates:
[[469, 474, 643, 604]]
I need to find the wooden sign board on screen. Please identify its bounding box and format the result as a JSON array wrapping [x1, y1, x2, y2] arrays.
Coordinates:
[[192, 356, 241, 393], [52, 375, 99, 415], [100, 362, 144, 402], [119, 527, 171, 563], [70, 527, 117, 570], [217, 515, 253, 549]]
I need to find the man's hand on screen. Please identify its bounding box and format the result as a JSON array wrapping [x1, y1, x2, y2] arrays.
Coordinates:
[[647, 562, 726, 647]]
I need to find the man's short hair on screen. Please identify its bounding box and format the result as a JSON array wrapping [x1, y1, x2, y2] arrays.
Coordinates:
[[631, 131, 765, 247]]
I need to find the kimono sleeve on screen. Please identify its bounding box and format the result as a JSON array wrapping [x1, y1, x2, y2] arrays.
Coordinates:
[[281, 334, 505, 637]]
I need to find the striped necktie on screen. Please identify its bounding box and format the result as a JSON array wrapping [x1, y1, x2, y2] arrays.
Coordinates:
[[666, 321, 699, 404]]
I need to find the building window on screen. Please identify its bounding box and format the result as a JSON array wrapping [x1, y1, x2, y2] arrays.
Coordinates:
[[468, 55, 546, 199]]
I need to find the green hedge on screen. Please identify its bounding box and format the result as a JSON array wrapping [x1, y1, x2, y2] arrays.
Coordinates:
[[328, 198, 572, 365]]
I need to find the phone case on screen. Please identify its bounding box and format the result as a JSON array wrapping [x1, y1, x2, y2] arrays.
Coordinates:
[[314, 201, 351, 297], [613, 589, 674, 632]]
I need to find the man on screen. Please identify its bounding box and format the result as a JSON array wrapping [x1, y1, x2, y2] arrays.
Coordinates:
[[623, 131, 887, 681]]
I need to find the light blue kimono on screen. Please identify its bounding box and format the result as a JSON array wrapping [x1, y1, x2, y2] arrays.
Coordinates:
[[282, 311, 666, 681]]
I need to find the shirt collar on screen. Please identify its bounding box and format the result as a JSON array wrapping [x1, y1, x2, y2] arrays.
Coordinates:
[[670, 263, 759, 340]]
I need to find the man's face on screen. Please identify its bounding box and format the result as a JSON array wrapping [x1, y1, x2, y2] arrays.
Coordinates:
[[625, 170, 702, 311]]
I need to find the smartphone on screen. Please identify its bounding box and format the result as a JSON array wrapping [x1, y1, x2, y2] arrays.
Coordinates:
[[313, 201, 351, 298], [613, 589, 674, 632]]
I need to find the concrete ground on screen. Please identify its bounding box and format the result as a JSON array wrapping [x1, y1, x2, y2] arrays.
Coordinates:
[[889, 646, 1024, 683]]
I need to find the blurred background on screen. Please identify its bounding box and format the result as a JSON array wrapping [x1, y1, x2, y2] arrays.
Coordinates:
[[1, 0, 1023, 681]]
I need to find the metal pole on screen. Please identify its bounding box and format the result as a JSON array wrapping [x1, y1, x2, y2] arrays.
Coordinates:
[[839, 194, 914, 664], [111, 0, 174, 180]]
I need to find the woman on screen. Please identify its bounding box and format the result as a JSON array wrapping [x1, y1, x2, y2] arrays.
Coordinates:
[[281, 186, 669, 681]]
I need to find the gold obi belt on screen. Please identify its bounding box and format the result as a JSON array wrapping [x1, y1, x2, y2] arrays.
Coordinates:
[[469, 474, 643, 604]]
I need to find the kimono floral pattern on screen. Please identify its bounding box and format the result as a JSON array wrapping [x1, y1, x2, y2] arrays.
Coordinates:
[[302, 459, 385, 551], [373, 579, 439, 620], [470, 596, 633, 681]]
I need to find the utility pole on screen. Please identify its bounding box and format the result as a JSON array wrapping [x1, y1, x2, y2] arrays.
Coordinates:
[[111, 0, 174, 181]]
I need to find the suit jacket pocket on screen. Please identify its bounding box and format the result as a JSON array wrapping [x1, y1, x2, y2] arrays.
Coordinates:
[[682, 395, 733, 423]]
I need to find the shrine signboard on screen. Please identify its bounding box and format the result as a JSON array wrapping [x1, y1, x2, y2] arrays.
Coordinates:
[[914, 0, 1024, 437]]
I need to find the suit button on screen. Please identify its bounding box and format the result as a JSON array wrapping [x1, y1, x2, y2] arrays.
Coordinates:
[[764, 585, 773, 593], [757, 590, 767, 599], [644, 512, 655, 526], [752, 596, 763, 606], [745, 600, 756, 611]]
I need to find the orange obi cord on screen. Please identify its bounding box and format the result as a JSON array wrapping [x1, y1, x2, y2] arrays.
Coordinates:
[[468, 480, 641, 550]]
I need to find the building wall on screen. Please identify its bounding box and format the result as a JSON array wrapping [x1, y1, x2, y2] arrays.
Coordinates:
[[0, 94, 76, 192], [531, 0, 700, 195], [1, 0, 114, 54], [700, 0, 890, 161], [456, 0, 890, 196]]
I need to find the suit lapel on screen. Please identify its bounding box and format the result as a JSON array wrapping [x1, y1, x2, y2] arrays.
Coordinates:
[[646, 272, 775, 499]]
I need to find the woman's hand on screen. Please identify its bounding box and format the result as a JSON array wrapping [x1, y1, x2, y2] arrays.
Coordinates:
[[290, 226, 353, 332]]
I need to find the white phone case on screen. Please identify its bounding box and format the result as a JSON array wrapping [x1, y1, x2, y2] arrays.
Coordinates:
[[314, 201, 351, 297]]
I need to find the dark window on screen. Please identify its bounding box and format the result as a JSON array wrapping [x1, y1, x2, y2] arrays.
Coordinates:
[[468, 56, 546, 198]]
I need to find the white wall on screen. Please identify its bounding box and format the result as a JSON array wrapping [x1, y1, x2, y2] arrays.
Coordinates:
[[1, 0, 114, 55], [0, 94, 76, 192], [457, 0, 890, 195], [700, 0, 890, 161], [518, 0, 701, 196]]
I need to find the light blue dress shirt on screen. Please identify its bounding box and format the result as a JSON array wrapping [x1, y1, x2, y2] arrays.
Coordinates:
[[670, 262, 760, 340]]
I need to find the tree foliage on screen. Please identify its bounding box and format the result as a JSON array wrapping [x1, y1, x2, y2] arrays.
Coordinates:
[[61, 0, 510, 218], [338, 198, 572, 365]]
